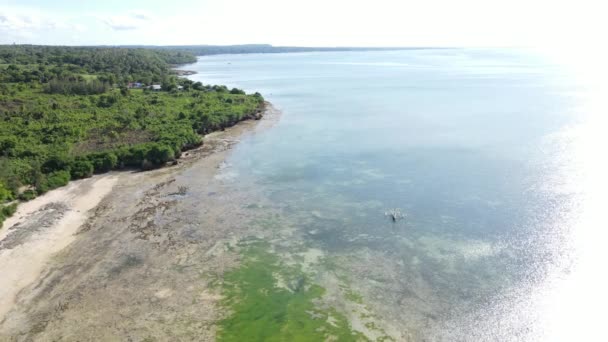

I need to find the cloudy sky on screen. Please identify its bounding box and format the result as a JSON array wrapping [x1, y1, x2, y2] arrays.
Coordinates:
[[0, 0, 605, 47]]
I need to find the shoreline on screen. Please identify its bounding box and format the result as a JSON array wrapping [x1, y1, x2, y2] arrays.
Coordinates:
[[0, 101, 268, 232], [171, 60, 198, 76], [0, 104, 278, 330], [173, 69, 197, 76]]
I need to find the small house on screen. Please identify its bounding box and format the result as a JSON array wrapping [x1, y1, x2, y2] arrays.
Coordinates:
[[150, 84, 162, 91]]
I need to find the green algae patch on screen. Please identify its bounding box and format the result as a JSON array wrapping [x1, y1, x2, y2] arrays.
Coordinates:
[[344, 289, 364, 304], [218, 243, 368, 342]]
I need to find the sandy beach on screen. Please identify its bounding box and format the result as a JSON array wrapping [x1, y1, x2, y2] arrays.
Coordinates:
[[0, 175, 119, 321]]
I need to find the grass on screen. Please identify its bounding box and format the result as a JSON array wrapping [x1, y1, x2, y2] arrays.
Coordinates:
[[218, 242, 369, 342]]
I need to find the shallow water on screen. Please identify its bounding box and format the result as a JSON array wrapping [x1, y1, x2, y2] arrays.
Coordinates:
[[187, 49, 607, 340]]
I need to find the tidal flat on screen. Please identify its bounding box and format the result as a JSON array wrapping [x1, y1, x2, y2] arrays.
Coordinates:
[[0, 105, 393, 341]]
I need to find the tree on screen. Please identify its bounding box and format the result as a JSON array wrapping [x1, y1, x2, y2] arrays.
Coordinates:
[[192, 82, 204, 91], [230, 88, 246, 95], [146, 144, 174, 166], [0, 181, 12, 202], [41, 154, 71, 173], [162, 82, 177, 91], [90, 152, 118, 173], [213, 85, 228, 93], [0, 137, 17, 157]]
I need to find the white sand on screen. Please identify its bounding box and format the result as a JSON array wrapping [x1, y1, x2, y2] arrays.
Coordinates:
[[0, 174, 118, 320]]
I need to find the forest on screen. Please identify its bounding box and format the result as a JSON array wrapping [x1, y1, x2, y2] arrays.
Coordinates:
[[0, 45, 264, 225], [0, 45, 196, 85]]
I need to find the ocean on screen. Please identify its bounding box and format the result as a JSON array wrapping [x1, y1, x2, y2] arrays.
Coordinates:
[[186, 48, 605, 340]]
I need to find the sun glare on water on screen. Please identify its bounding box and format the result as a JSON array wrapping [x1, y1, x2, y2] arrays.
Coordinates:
[[519, 45, 608, 341]]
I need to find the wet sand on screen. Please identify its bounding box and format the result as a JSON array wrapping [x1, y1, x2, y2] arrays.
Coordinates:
[[0, 106, 281, 340]]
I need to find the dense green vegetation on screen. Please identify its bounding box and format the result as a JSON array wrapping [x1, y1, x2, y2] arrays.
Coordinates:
[[218, 242, 367, 342], [0, 45, 264, 225], [0, 174, 16, 224], [0, 45, 196, 84]]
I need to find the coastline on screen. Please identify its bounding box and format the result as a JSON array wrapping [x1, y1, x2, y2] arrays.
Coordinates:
[[0, 104, 279, 338], [173, 69, 197, 76], [172, 60, 198, 77], [0, 100, 397, 340]]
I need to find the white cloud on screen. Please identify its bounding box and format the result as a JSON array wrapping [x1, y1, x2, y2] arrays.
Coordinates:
[[101, 11, 152, 31], [0, 12, 50, 30], [0, 6, 88, 44]]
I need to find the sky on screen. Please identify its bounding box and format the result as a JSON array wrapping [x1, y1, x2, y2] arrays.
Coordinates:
[[0, 0, 606, 48]]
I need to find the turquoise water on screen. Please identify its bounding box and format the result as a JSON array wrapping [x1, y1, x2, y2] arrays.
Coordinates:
[[187, 49, 601, 339]]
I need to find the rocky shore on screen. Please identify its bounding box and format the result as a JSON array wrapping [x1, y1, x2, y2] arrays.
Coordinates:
[[173, 69, 197, 76]]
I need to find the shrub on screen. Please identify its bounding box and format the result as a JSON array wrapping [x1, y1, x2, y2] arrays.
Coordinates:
[[0, 181, 12, 202], [97, 94, 119, 108], [18, 190, 37, 201], [146, 144, 174, 166], [89, 152, 118, 173], [46, 170, 70, 189], [0, 203, 18, 225], [2, 203, 17, 217], [212, 85, 228, 93], [162, 83, 176, 91], [230, 88, 246, 95], [0, 137, 17, 157], [120, 145, 149, 167], [36, 177, 49, 194], [70, 159, 94, 179], [41, 154, 71, 173], [253, 92, 264, 102]]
